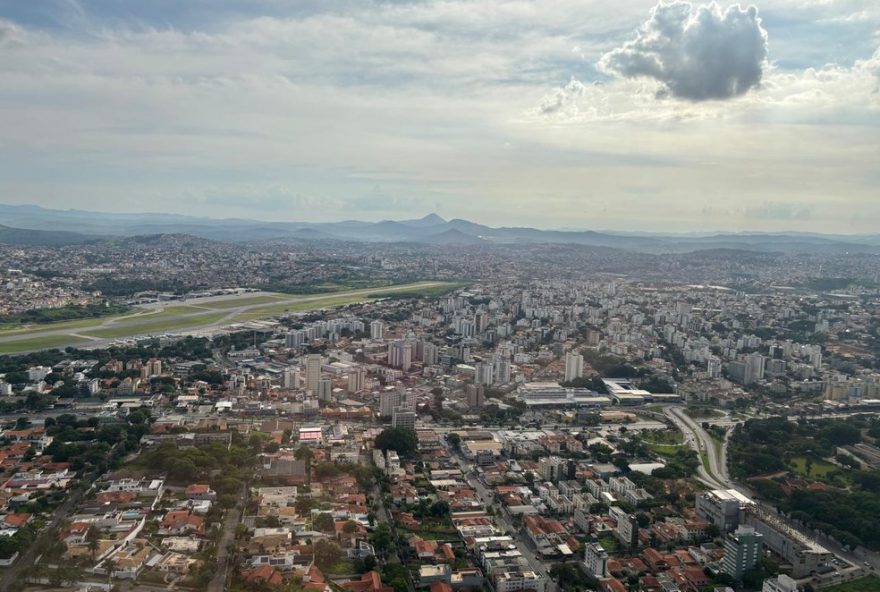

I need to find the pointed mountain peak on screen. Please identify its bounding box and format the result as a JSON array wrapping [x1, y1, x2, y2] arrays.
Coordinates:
[[398, 213, 447, 227]]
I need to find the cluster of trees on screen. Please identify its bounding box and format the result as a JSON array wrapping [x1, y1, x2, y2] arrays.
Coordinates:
[[0, 302, 130, 326], [0, 521, 37, 559], [379, 563, 410, 592], [478, 399, 527, 425], [0, 392, 56, 413], [44, 409, 152, 473], [560, 375, 608, 393], [651, 448, 699, 479], [786, 488, 880, 550], [730, 416, 880, 551], [374, 427, 418, 458], [136, 436, 255, 507], [84, 277, 187, 297], [728, 416, 863, 480], [549, 563, 599, 591], [581, 351, 642, 378], [213, 330, 274, 352], [639, 375, 675, 394]]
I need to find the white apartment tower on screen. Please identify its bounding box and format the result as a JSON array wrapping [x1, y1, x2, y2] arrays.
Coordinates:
[[564, 351, 584, 382], [348, 367, 366, 393], [305, 354, 322, 394]]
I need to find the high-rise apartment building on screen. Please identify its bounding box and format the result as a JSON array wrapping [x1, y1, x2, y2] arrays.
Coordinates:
[[388, 340, 413, 372], [422, 341, 438, 367], [348, 367, 366, 393], [305, 354, 322, 394], [466, 384, 485, 409], [583, 543, 608, 578], [392, 407, 416, 431], [564, 351, 584, 382], [475, 362, 494, 386], [723, 526, 763, 581], [282, 367, 298, 389], [380, 391, 402, 417], [317, 379, 333, 403]]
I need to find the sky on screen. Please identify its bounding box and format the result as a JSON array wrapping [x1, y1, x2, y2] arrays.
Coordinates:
[[0, 0, 878, 233]]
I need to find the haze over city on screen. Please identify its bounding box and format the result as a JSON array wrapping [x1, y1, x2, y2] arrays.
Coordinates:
[[1, 0, 879, 232]]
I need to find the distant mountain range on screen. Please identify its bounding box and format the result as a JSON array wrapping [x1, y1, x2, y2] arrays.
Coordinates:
[[1, 203, 879, 255]]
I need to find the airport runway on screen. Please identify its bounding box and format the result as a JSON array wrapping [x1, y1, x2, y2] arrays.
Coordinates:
[[0, 281, 448, 354]]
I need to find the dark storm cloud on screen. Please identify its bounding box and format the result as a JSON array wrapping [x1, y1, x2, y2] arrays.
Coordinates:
[[599, 1, 769, 101]]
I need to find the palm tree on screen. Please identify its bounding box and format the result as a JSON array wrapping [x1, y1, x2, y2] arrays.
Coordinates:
[[85, 526, 101, 561]]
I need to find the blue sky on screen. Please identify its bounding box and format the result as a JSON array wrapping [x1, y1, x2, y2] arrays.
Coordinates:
[[0, 0, 877, 232]]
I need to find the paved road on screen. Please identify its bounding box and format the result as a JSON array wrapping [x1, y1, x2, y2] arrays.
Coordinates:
[[664, 406, 728, 489], [449, 450, 556, 592], [0, 471, 101, 590], [663, 406, 880, 574], [669, 407, 729, 480], [207, 486, 245, 592], [0, 282, 447, 354]]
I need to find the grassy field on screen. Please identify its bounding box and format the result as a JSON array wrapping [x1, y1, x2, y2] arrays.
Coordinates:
[[700, 450, 712, 473], [0, 281, 461, 355], [368, 282, 467, 299], [85, 312, 231, 339], [642, 429, 684, 445], [189, 294, 289, 309], [0, 316, 119, 335], [823, 576, 880, 592], [684, 407, 725, 419], [229, 294, 376, 322], [789, 456, 837, 479], [0, 334, 92, 354], [597, 533, 622, 553], [647, 443, 683, 456]]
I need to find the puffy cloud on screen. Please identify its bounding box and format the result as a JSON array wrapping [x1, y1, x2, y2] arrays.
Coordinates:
[[598, 2, 769, 101], [539, 77, 587, 115]]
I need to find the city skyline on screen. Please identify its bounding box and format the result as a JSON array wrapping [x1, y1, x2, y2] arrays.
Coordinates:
[[1, 1, 878, 232]]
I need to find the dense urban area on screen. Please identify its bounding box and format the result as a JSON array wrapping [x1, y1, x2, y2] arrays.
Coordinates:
[[0, 231, 879, 592]]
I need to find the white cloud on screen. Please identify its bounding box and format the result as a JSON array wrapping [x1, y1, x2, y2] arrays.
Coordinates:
[[0, 18, 24, 46], [598, 2, 768, 101], [539, 78, 588, 115], [0, 1, 878, 231]]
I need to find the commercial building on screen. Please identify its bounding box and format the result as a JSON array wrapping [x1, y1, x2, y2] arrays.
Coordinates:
[[696, 489, 753, 533], [722, 526, 763, 581], [762, 575, 797, 592], [743, 507, 832, 578], [517, 382, 608, 408]]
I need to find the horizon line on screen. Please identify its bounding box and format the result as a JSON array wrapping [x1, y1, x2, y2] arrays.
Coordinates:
[[0, 201, 876, 238]]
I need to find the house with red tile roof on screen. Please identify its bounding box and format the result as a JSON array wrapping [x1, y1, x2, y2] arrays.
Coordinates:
[[2, 513, 31, 529], [303, 563, 332, 592], [159, 510, 205, 536], [185, 484, 217, 500], [600, 577, 628, 592], [341, 571, 394, 592], [430, 581, 454, 592], [241, 564, 284, 587]]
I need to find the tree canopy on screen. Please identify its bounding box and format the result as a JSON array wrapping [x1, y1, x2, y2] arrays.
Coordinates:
[[374, 427, 418, 458]]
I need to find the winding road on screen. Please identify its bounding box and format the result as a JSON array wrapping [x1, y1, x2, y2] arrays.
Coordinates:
[[664, 406, 731, 489]]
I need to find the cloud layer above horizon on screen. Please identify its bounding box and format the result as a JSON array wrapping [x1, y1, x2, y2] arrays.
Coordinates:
[[0, 0, 878, 233]]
